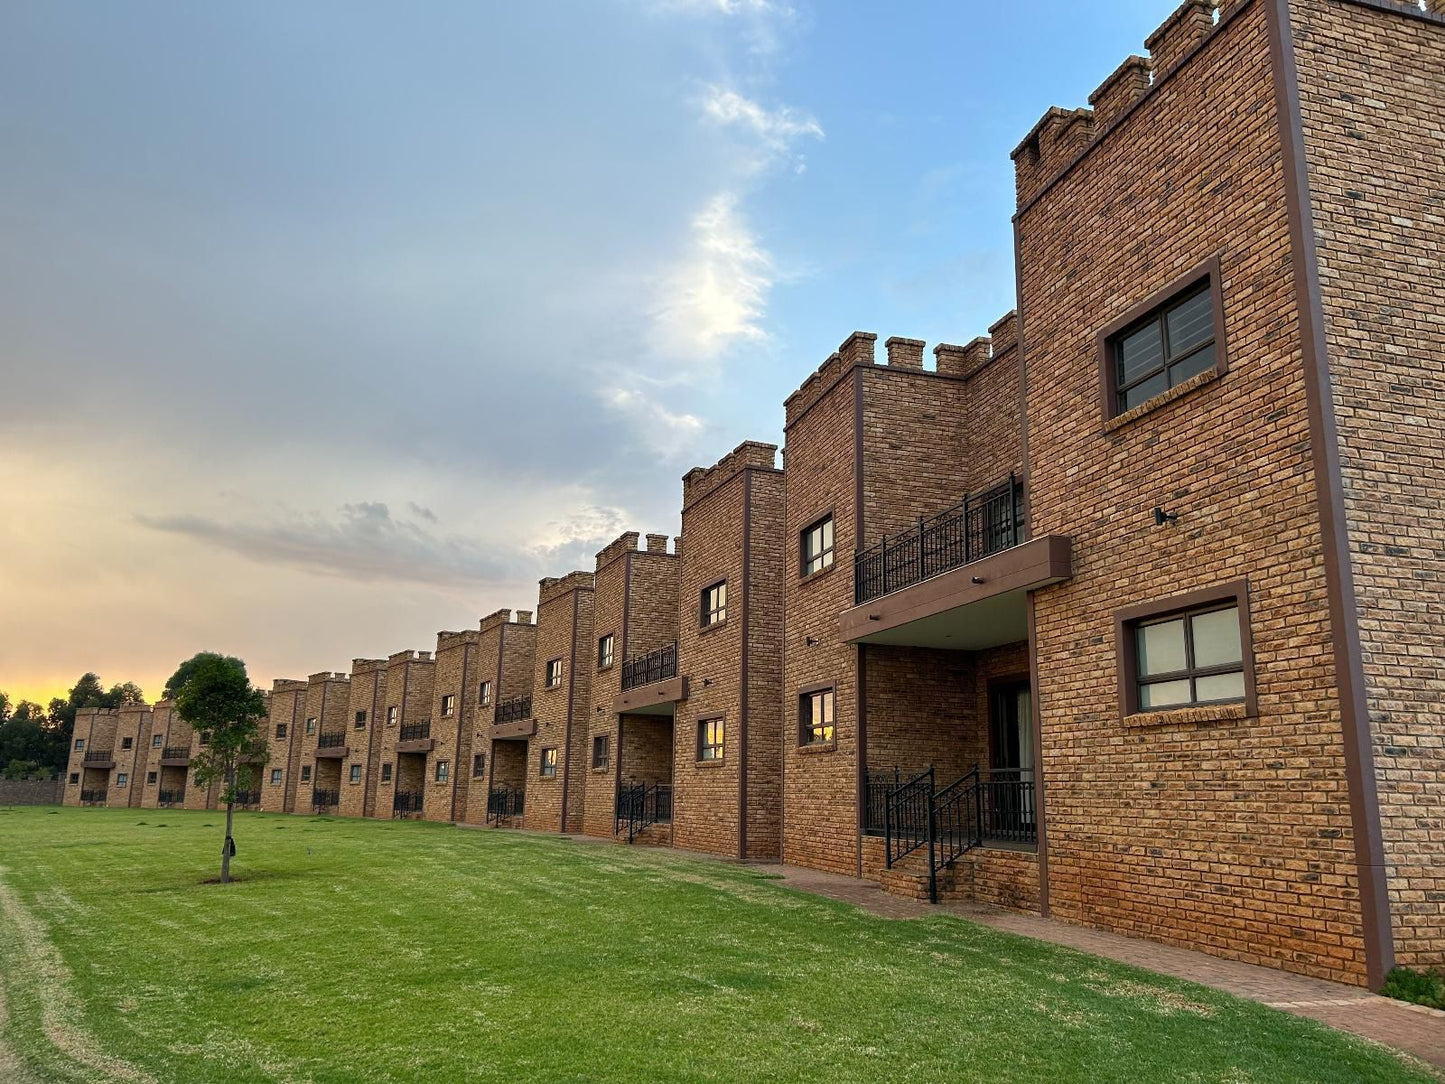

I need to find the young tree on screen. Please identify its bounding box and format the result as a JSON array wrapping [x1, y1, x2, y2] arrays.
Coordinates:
[[166, 653, 269, 884]]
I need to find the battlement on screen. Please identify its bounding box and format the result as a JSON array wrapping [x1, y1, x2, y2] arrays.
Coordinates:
[[351, 658, 388, 676], [539, 570, 594, 606], [480, 608, 513, 632], [516, 610, 533, 625], [272, 678, 308, 693], [595, 532, 641, 571], [1011, 0, 1259, 209], [387, 649, 434, 666], [783, 332, 877, 425], [436, 629, 480, 652], [683, 440, 780, 509], [308, 671, 350, 684]]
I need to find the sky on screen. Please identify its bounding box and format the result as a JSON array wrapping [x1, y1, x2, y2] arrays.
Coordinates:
[[0, 0, 1179, 706]]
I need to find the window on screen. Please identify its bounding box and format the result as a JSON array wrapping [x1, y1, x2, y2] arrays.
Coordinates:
[[275, 723, 287, 739], [146, 771, 157, 785], [270, 768, 283, 785], [1100, 259, 1225, 417], [473, 753, 486, 778], [435, 761, 449, 782], [478, 681, 492, 707], [69, 772, 79, 785], [350, 764, 362, 783], [1115, 582, 1254, 717], [387, 706, 398, 725], [441, 694, 456, 717], [540, 748, 558, 778], [800, 687, 836, 746], [592, 734, 609, 770], [74, 738, 84, 751], [152, 733, 163, 747], [381, 763, 393, 783], [199, 734, 209, 746], [301, 765, 312, 782], [598, 634, 615, 670], [701, 580, 727, 627], [697, 716, 725, 762], [116, 773, 128, 787], [306, 717, 317, 735], [121, 736, 133, 750], [355, 710, 367, 729], [545, 659, 564, 689], [801, 514, 835, 577]]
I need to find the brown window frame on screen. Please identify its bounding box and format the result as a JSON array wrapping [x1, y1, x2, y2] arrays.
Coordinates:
[[478, 681, 491, 707], [591, 733, 610, 770], [146, 771, 157, 785], [121, 736, 133, 750], [435, 760, 449, 783], [800, 513, 836, 577], [545, 658, 564, 689], [350, 764, 363, 783], [275, 723, 287, 739], [598, 634, 615, 670], [696, 715, 725, 762], [1114, 580, 1256, 718], [1097, 255, 1228, 420], [798, 684, 837, 748], [69, 772, 79, 785], [472, 753, 486, 778], [540, 747, 558, 778], [441, 694, 456, 717], [301, 764, 311, 783], [701, 580, 727, 628], [270, 768, 283, 785], [305, 717, 317, 735], [152, 733, 163, 747], [381, 762, 393, 783], [355, 710, 367, 729], [386, 706, 398, 725]]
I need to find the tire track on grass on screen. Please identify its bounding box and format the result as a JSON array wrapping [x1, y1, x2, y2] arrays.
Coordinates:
[[0, 865, 156, 1083]]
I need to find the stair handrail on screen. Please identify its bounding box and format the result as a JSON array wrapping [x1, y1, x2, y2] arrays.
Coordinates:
[[883, 767, 935, 870]]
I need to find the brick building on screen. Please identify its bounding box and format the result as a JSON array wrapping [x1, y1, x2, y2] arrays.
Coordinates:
[[64, 707, 117, 806], [291, 672, 352, 815], [339, 659, 388, 818], [139, 699, 193, 809], [472, 608, 538, 826], [371, 649, 437, 819], [261, 679, 307, 813], [427, 630, 480, 823]]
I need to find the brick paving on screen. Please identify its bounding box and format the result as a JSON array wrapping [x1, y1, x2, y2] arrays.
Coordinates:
[[761, 863, 1445, 1072]]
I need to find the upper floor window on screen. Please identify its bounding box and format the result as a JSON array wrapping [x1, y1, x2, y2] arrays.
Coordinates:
[[799, 688, 836, 747], [701, 581, 727, 627], [592, 734, 609, 770], [387, 706, 398, 725], [441, 694, 456, 717], [435, 761, 449, 783], [275, 723, 287, 739], [301, 765, 311, 782], [152, 733, 163, 747], [306, 717, 317, 735], [801, 515, 835, 577], [1116, 582, 1254, 716], [473, 753, 486, 777], [74, 738, 84, 751], [478, 681, 492, 707], [598, 634, 615, 670], [540, 747, 558, 778], [121, 736, 133, 750], [1101, 259, 1225, 418], [545, 659, 564, 688], [697, 716, 725, 762], [350, 764, 363, 783], [355, 710, 367, 729]]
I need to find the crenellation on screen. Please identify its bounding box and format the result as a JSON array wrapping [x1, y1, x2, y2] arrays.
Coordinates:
[[883, 336, 925, 370], [682, 440, 780, 509], [1145, 0, 1217, 75], [595, 532, 641, 572], [1089, 55, 1153, 128]]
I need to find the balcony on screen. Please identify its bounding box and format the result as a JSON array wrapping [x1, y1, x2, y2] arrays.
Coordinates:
[[312, 789, 340, 809], [397, 720, 434, 754], [83, 749, 115, 769], [160, 746, 191, 766], [840, 479, 1071, 652], [233, 789, 260, 806], [393, 790, 423, 817], [315, 731, 348, 758], [495, 695, 532, 724], [79, 788, 107, 804], [614, 643, 687, 716], [158, 788, 186, 807], [622, 643, 678, 690]]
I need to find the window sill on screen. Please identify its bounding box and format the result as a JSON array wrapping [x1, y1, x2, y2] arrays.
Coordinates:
[[597, 664, 615, 673], [798, 562, 838, 588], [1123, 702, 1248, 728], [1103, 367, 1221, 433], [797, 742, 838, 755], [590, 766, 610, 774], [694, 757, 727, 768], [699, 619, 730, 637]]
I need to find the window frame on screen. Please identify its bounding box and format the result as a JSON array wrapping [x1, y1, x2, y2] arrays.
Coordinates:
[[121, 736, 133, 750], [387, 706, 398, 725], [270, 768, 283, 785], [441, 694, 456, 717], [700, 580, 728, 628], [69, 772, 79, 785], [435, 760, 449, 783], [798, 684, 837, 749], [478, 681, 492, 707], [275, 723, 287, 739], [800, 513, 836, 578], [472, 753, 486, 778], [696, 715, 725, 762], [591, 733, 610, 770], [540, 747, 558, 778], [1096, 256, 1228, 421], [74, 738, 84, 751], [598, 633, 615, 671], [116, 772, 128, 787], [355, 710, 367, 729], [350, 764, 363, 783], [305, 716, 317, 735], [301, 764, 311, 783], [1114, 580, 1256, 718], [146, 771, 157, 785], [545, 658, 564, 689], [152, 733, 163, 747], [381, 763, 393, 783]]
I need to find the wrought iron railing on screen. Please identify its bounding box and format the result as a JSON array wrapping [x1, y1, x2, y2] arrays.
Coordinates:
[[312, 789, 340, 809], [495, 696, 532, 724], [158, 788, 186, 806], [621, 642, 679, 691], [392, 790, 423, 815], [83, 750, 114, 764], [399, 721, 430, 742], [854, 475, 1025, 604], [486, 786, 525, 824], [161, 746, 190, 761], [883, 768, 934, 870], [933, 768, 983, 874], [316, 731, 346, 748], [79, 788, 107, 803], [615, 782, 673, 843], [978, 774, 1037, 845], [864, 768, 903, 835], [233, 789, 260, 806]]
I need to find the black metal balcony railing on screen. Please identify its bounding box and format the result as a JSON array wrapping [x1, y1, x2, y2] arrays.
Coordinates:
[[161, 746, 191, 761], [621, 642, 679, 691], [399, 721, 430, 742], [83, 750, 114, 764], [977, 773, 1038, 845], [614, 782, 673, 843], [495, 696, 532, 724], [158, 788, 186, 806], [854, 475, 1025, 605], [317, 731, 346, 748], [864, 768, 903, 836], [392, 791, 423, 815], [312, 789, 340, 809], [486, 786, 525, 824], [233, 789, 260, 806], [80, 788, 107, 803]]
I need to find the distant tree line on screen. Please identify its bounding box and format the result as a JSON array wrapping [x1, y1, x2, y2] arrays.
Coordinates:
[[0, 673, 145, 779]]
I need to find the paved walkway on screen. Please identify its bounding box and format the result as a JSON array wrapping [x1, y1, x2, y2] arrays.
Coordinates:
[[761, 863, 1445, 1072]]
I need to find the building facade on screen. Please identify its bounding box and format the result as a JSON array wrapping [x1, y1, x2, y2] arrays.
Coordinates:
[[473, 608, 538, 826]]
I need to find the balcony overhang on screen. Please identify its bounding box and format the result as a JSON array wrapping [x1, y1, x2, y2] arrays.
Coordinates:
[[839, 535, 1073, 649], [489, 719, 536, 741], [83, 760, 115, 771], [159, 755, 191, 767], [613, 675, 688, 717], [314, 746, 348, 759], [395, 739, 435, 754]]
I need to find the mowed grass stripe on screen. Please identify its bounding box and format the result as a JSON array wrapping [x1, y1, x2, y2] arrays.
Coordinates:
[[0, 807, 1433, 1084]]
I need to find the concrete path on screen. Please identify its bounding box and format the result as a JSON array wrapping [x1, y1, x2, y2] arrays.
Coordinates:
[[762, 863, 1445, 1072]]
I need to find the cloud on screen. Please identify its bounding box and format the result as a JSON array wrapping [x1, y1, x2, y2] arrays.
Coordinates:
[[699, 86, 823, 171], [603, 387, 706, 458], [641, 0, 796, 53], [649, 192, 776, 361], [136, 502, 527, 589]]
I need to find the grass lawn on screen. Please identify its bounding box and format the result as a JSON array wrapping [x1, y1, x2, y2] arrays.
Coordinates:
[[0, 807, 1433, 1084]]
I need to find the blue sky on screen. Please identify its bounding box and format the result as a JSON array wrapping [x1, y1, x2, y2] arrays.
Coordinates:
[[0, 0, 1180, 701]]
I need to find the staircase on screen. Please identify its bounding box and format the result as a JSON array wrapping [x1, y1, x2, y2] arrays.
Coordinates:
[[614, 782, 673, 844]]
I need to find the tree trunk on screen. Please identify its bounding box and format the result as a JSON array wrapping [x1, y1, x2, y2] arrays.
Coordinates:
[[221, 762, 236, 884]]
